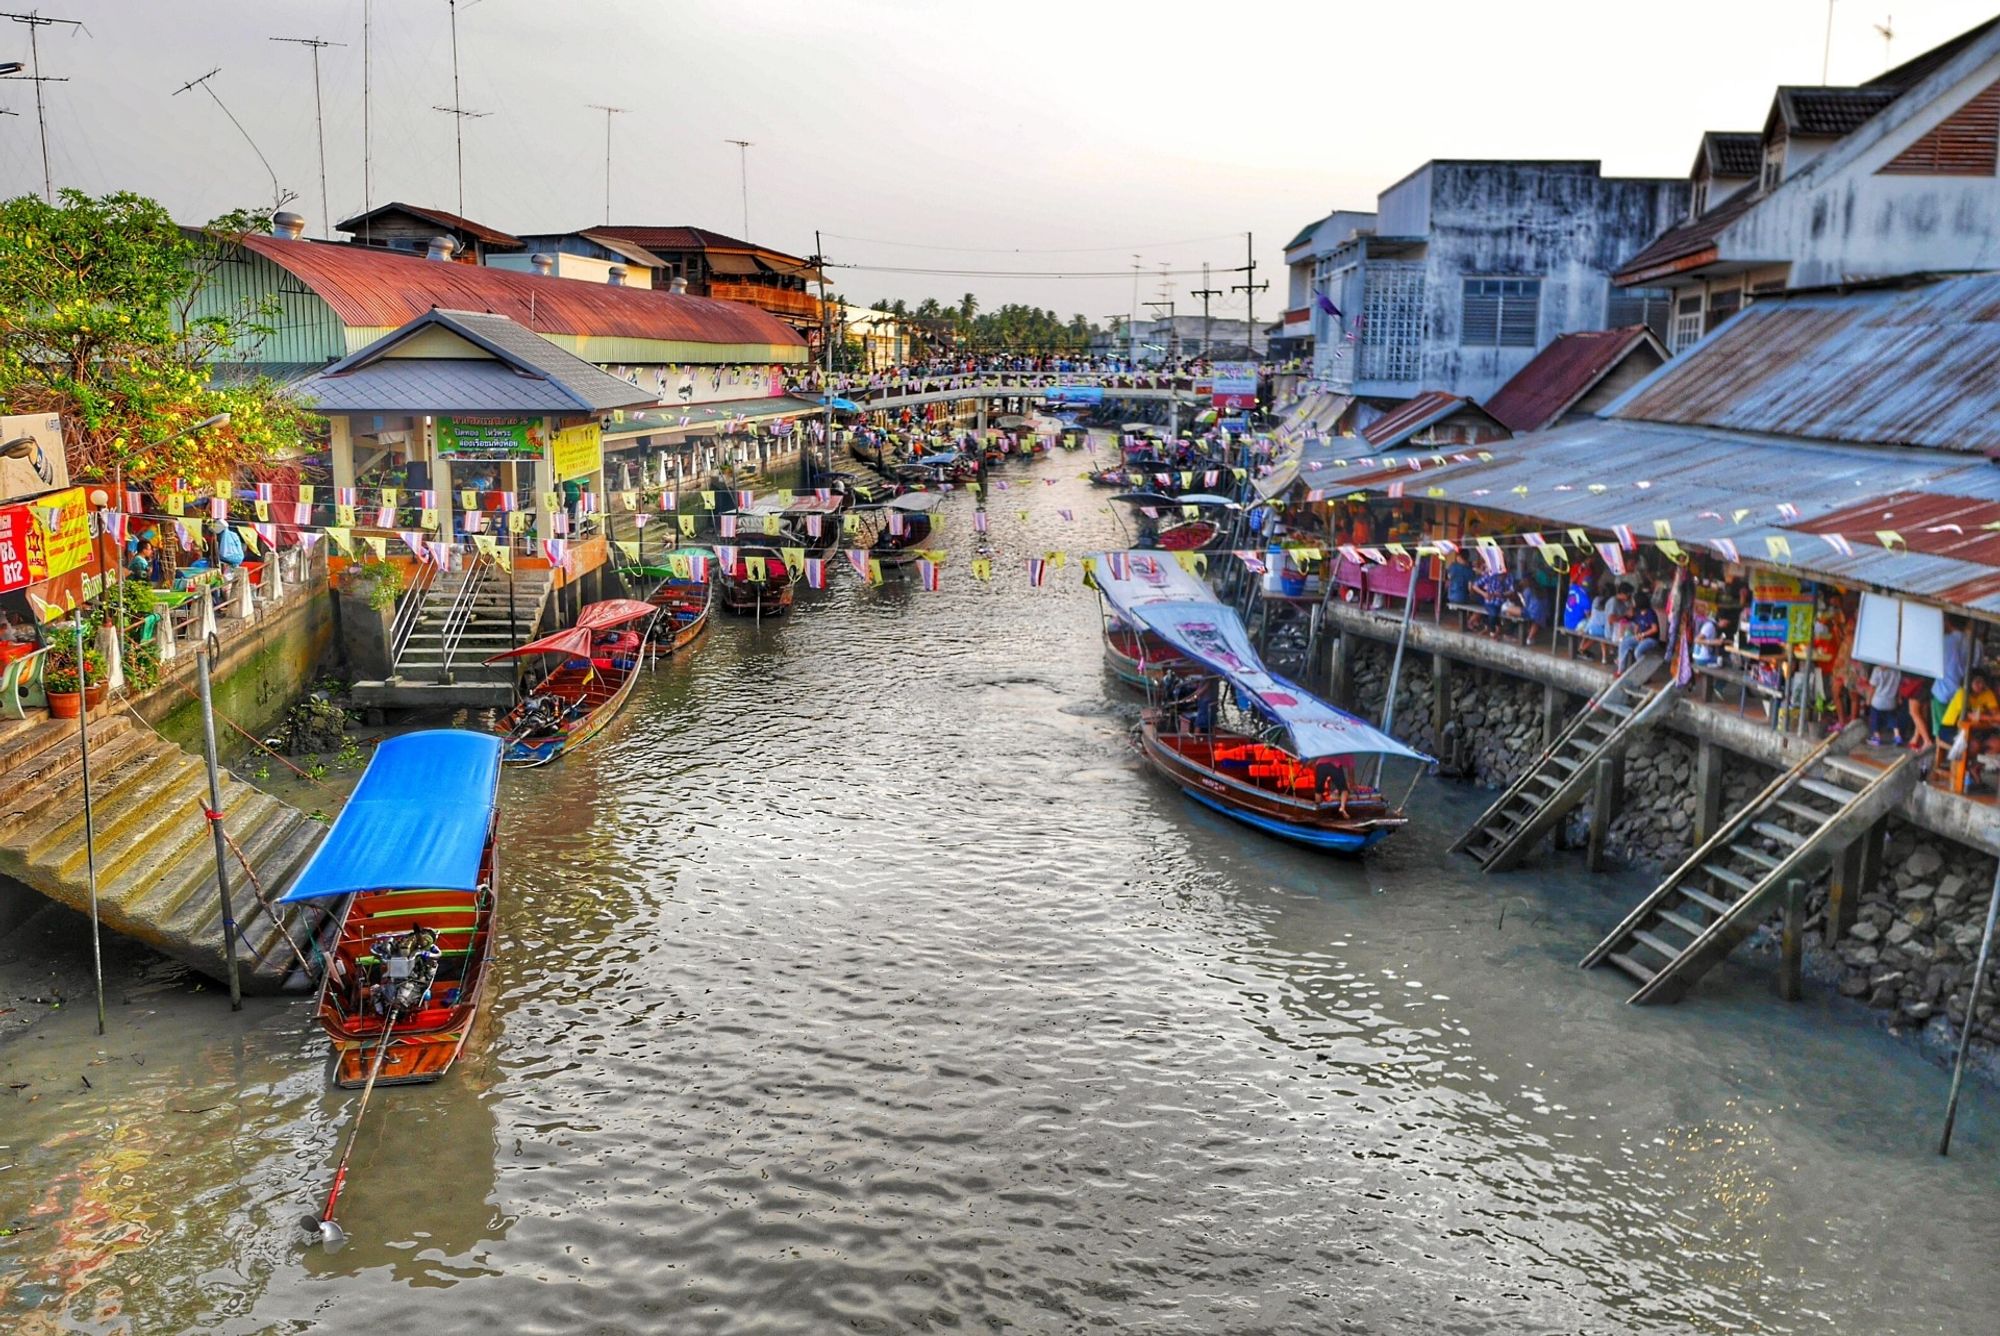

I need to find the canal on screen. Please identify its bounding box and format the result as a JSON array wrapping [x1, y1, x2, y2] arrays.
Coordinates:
[[1, 451, 1997, 1333]]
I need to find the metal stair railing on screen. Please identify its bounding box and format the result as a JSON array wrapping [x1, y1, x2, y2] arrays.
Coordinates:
[[1450, 653, 1664, 858], [387, 556, 441, 670], [437, 554, 493, 683], [1581, 721, 1860, 974]]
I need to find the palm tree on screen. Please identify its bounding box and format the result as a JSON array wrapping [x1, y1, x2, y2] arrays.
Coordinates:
[[960, 292, 979, 322]]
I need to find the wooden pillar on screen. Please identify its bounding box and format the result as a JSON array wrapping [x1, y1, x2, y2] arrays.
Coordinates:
[[1431, 653, 1451, 747], [1829, 816, 1886, 941], [1693, 737, 1724, 848], [1587, 751, 1624, 874], [1329, 632, 1352, 709], [1779, 877, 1806, 1001], [1541, 681, 1564, 751]]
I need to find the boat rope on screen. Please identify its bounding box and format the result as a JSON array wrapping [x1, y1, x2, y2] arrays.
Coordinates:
[[195, 796, 319, 980]]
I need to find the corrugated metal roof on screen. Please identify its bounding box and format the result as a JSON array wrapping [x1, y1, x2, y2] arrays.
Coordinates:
[[576, 230, 671, 270], [1609, 274, 2000, 452], [239, 235, 805, 353], [334, 202, 525, 249], [1484, 327, 1663, 433], [1360, 390, 1505, 450], [594, 224, 813, 270], [290, 309, 659, 414], [1301, 417, 2000, 614]]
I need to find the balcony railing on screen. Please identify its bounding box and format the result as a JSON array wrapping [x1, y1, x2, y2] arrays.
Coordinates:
[[707, 281, 823, 321]]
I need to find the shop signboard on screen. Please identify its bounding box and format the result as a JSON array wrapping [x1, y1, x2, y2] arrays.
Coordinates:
[[0, 413, 71, 506], [1045, 386, 1103, 405], [550, 422, 604, 483], [437, 415, 546, 459], [0, 485, 92, 621], [1211, 363, 1257, 410]]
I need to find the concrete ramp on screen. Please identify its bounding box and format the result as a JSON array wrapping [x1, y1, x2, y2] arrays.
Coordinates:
[[0, 709, 324, 993]]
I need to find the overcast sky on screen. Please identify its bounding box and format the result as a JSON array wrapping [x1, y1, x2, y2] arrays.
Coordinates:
[[4, 0, 1996, 327]]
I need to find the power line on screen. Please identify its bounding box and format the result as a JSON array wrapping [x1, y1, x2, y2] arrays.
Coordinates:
[[821, 230, 1243, 255], [824, 261, 1243, 279]]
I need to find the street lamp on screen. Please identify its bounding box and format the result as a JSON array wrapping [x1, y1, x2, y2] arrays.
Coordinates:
[[0, 61, 22, 77]]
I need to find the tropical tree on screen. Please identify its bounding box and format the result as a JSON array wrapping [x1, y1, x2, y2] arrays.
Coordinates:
[[0, 189, 317, 482]]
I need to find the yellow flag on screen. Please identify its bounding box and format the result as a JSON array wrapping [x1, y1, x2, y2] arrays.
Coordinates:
[[461, 489, 478, 510], [421, 507, 440, 529], [213, 477, 230, 495], [1537, 544, 1569, 571], [762, 514, 781, 536], [1183, 506, 1200, 519], [615, 540, 640, 560], [473, 534, 498, 557], [620, 491, 638, 511], [1765, 535, 1792, 562], [493, 546, 513, 572], [971, 557, 992, 581], [842, 513, 861, 535], [781, 546, 806, 576], [867, 559, 883, 585], [1426, 486, 1447, 498], [1017, 510, 1029, 521], [1566, 528, 1590, 549], [508, 511, 529, 533], [1656, 538, 1688, 565], [381, 488, 398, 509], [1174, 552, 1209, 576], [699, 491, 716, 510], [254, 500, 270, 521], [679, 514, 696, 537], [542, 492, 561, 511], [1046, 550, 1068, 568], [324, 526, 350, 554], [1386, 542, 1410, 560], [235, 524, 261, 554], [1653, 519, 1673, 539], [747, 556, 767, 582], [335, 504, 356, 527], [669, 555, 689, 578], [1732, 508, 1751, 524], [364, 535, 387, 560], [1876, 529, 1905, 549], [774, 491, 794, 505], [298, 485, 316, 504], [1080, 555, 1098, 581]]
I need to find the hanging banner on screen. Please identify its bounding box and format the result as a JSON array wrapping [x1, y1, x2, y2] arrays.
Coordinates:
[[1211, 362, 1257, 410], [436, 415, 545, 459], [550, 422, 604, 483]]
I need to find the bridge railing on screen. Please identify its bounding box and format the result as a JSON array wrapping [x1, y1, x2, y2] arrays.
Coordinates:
[[787, 371, 1214, 405]]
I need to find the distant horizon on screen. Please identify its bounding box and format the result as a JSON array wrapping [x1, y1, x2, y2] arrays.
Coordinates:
[[5, 0, 1996, 326]]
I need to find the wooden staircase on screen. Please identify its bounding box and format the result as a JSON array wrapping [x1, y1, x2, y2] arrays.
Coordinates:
[[0, 708, 324, 992], [1581, 722, 1918, 1003], [1451, 655, 1677, 872], [353, 563, 553, 710]]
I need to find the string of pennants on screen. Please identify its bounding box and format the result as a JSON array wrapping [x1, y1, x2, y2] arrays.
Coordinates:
[[609, 542, 1217, 593]]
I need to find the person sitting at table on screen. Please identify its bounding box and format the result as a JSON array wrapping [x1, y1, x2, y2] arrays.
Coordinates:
[[126, 539, 160, 585], [1715, 574, 1749, 638], [1972, 732, 2000, 795], [1616, 592, 1661, 671], [1445, 549, 1475, 609], [1511, 580, 1549, 644], [1943, 670, 1998, 737]]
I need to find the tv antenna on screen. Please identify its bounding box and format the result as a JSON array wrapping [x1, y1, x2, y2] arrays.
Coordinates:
[[270, 36, 344, 235], [432, 0, 490, 220], [725, 138, 753, 239], [1, 10, 83, 202], [1874, 14, 1895, 64], [174, 67, 294, 213], [588, 104, 628, 225]]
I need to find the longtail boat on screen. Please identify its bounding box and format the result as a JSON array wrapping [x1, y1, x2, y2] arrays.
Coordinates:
[[1092, 550, 1429, 853], [737, 492, 846, 554], [1088, 547, 1213, 691], [486, 598, 658, 765], [282, 730, 503, 1088], [715, 544, 799, 617], [621, 551, 716, 654], [1102, 618, 1192, 689], [1113, 491, 1237, 553], [866, 491, 945, 566]]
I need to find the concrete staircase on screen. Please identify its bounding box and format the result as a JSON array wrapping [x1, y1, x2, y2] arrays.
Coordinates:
[[354, 564, 553, 710], [0, 708, 325, 993]]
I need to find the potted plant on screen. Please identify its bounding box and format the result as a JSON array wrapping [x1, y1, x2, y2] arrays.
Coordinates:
[[43, 636, 105, 719]]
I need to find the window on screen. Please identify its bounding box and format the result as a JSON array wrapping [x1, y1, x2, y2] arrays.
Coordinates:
[[1607, 287, 1673, 340], [1690, 178, 1709, 216], [1671, 294, 1703, 354], [1761, 141, 1784, 193], [1706, 287, 1742, 334], [1460, 278, 1541, 347], [1359, 262, 1424, 383]]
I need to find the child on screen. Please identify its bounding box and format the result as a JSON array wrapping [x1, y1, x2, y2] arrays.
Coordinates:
[[1867, 662, 1903, 746]]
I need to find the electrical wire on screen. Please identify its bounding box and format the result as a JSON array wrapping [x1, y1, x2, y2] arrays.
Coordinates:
[[826, 262, 1241, 279], [821, 231, 1244, 255]]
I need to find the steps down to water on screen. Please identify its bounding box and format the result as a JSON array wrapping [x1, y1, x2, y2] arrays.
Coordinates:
[[353, 566, 554, 709], [1582, 724, 1918, 1004], [1451, 655, 1677, 873], [0, 708, 325, 992]]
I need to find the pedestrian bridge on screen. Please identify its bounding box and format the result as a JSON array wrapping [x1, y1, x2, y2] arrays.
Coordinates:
[[816, 372, 1204, 415]]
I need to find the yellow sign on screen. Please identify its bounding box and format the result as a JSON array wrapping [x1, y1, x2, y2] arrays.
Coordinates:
[[551, 422, 603, 483], [40, 486, 90, 578]]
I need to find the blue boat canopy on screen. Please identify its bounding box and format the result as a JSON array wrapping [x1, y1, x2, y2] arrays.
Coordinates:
[[279, 730, 502, 902]]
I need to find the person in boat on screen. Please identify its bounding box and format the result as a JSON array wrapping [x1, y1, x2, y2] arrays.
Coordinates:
[[1315, 759, 1353, 819]]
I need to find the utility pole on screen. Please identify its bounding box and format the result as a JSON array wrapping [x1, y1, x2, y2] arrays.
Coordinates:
[[1129, 254, 1141, 368], [1230, 231, 1268, 370], [1, 10, 82, 203], [174, 68, 292, 213], [362, 0, 372, 234], [725, 138, 753, 238], [1193, 261, 1221, 363], [589, 104, 628, 225], [813, 229, 833, 492], [433, 0, 488, 220], [1145, 296, 1177, 436], [1823, 0, 1836, 83], [270, 36, 344, 235]]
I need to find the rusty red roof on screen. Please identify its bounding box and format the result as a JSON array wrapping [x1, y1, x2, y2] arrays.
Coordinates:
[[334, 202, 525, 249], [1484, 327, 1666, 433], [239, 235, 805, 351], [1361, 390, 1508, 450], [1613, 187, 1762, 286], [594, 224, 811, 267]]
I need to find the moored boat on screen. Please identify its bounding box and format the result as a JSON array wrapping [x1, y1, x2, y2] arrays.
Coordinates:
[[487, 598, 658, 765], [716, 543, 799, 616], [1102, 617, 1191, 688], [622, 552, 716, 654], [282, 730, 504, 1087], [866, 491, 945, 566]]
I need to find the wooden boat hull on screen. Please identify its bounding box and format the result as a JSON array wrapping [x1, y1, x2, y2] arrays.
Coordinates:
[[1159, 518, 1222, 551], [718, 579, 794, 615], [497, 652, 645, 766], [1103, 625, 1190, 689], [315, 880, 497, 1088], [1138, 718, 1406, 854]]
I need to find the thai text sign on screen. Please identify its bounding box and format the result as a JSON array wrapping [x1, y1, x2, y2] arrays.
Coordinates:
[[0, 486, 89, 593], [437, 415, 545, 458], [1211, 363, 1257, 410], [550, 422, 604, 483]]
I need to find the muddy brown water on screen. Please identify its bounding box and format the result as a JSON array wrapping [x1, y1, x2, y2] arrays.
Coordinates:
[[1, 452, 1996, 1334]]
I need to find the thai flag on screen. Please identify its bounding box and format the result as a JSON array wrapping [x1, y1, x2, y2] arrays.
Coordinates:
[[1433, 538, 1459, 556], [1239, 551, 1267, 575], [255, 522, 277, 548], [1522, 533, 1547, 548], [1058, 508, 1074, 521], [497, 491, 517, 511], [1777, 502, 1801, 520], [888, 512, 906, 537], [847, 549, 875, 582], [716, 544, 739, 571], [210, 496, 227, 521], [687, 553, 710, 582], [256, 482, 273, 502], [736, 490, 754, 508], [1315, 289, 1343, 321], [995, 481, 1010, 491], [1597, 542, 1627, 575], [805, 514, 823, 539], [659, 490, 676, 511], [292, 502, 311, 525], [1612, 523, 1637, 552], [578, 491, 597, 515], [463, 511, 485, 533], [973, 511, 989, 533], [336, 487, 356, 507], [1027, 557, 1048, 587], [634, 513, 649, 529], [815, 488, 832, 504], [1823, 532, 1854, 556], [375, 504, 395, 528], [420, 490, 436, 509], [1712, 538, 1740, 563], [1106, 551, 1129, 580], [720, 514, 738, 537], [1043, 478, 1057, 486], [1204, 470, 1218, 487], [1387, 481, 1404, 499], [122, 488, 145, 513], [804, 557, 827, 589], [552, 511, 570, 535], [401, 530, 429, 559], [100, 512, 128, 543]]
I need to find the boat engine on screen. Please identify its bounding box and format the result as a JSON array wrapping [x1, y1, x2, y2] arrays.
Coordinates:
[[370, 925, 442, 1017]]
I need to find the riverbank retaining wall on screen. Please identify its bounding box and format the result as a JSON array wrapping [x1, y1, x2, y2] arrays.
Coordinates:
[[1336, 636, 2000, 1060]]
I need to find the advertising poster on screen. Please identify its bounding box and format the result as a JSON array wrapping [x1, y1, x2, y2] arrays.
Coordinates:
[[0, 485, 91, 621], [550, 423, 604, 483], [437, 415, 546, 458], [1211, 363, 1258, 410]]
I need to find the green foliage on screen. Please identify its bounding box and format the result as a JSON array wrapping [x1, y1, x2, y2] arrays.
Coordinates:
[[878, 296, 1098, 358], [42, 634, 102, 694], [346, 558, 404, 612], [0, 190, 321, 481]]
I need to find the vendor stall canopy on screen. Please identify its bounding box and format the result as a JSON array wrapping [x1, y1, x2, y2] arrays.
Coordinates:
[[279, 731, 501, 901]]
